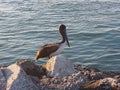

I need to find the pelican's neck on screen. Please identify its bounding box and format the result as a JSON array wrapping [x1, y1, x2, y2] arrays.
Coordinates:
[[60, 36, 66, 44]]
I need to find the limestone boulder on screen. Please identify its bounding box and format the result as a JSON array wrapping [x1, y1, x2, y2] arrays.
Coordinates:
[[3, 63, 39, 90], [44, 55, 75, 77]]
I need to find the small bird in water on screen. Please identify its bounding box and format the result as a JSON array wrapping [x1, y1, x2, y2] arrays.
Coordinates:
[[35, 24, 70, 61]]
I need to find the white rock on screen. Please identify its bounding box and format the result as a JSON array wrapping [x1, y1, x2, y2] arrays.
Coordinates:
[[44, 55, 75, 77], [3, 63, 39, 90]]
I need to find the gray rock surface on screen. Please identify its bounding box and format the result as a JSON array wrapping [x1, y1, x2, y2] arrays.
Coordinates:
[[81, 77, 120, 90], [16, 60, 46, 79], [74, 65, 120, 80], [1, 63, 39, 90], [38, 71, 88, 90], [0, 69, 6, 90], [0, 58, 120, 90], [44, 55, 75, 77]]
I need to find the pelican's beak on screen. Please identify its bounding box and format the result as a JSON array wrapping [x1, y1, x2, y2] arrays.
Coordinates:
[[65, 32, 70, 47], [66, 36, 70, 47]]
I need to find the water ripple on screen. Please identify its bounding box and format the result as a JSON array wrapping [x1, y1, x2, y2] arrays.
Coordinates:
[[0, 0, 120, 71]]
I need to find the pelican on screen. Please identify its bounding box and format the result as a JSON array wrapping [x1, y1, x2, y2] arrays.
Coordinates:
[[35, 24, 70, 61]]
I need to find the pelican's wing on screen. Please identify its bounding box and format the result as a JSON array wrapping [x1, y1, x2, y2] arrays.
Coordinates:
[[38, 43, 59, 58]]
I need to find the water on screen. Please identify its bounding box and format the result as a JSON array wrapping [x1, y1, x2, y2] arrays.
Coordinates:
[[0, 0, 120, 71]]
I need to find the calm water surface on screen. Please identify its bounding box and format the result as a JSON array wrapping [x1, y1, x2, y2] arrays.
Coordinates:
[[0, 0, 120, 71]]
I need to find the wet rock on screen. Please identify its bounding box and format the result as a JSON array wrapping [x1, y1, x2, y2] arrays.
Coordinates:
[[44, 55, 75, 77]]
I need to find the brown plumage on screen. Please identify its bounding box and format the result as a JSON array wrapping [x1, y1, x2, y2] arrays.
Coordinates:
[[36, 43, 59, 60]]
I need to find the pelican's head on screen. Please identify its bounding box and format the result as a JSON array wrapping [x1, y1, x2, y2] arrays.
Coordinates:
[[59, 24, 70, 47]]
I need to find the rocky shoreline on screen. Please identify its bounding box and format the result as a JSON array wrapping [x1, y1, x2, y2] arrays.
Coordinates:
[[0, 56, 120, 90]]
